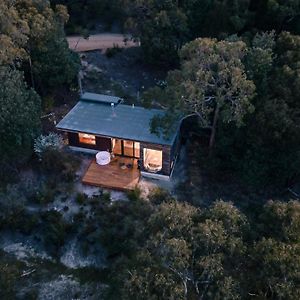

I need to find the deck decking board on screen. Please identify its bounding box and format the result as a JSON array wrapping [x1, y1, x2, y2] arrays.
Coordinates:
[[82, 157, 140, 191]]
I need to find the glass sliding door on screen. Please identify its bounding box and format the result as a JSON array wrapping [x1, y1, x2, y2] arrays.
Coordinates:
[[134, 142, 140, 158], [123, 140, 134, 157], [112, 139, 140, 158], [112, 138, 122, 155]]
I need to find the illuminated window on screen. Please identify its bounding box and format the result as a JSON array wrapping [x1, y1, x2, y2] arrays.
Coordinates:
[[134, 142, 140, 158], [123, 140, 134, 156], [79, 133, 96, 145], [143, 148, 162, 173], [112, 138, 122, 155]]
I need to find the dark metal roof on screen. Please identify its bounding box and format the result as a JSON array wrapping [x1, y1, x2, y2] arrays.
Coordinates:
[[56, 100, 179, 146], [80, 92, 123, 105]]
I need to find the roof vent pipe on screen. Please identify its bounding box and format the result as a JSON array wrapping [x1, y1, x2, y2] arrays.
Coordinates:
[[111, 102, 116, 116]]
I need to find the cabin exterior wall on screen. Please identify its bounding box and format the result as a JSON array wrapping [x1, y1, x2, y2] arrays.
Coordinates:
[[66, 131, 178, 177], [139, 142, 171, 176], [67, 132, 112, 151]]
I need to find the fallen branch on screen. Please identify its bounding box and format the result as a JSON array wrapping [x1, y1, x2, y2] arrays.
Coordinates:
[[21, 269, 36, 277], [40, 112, 55, 119]]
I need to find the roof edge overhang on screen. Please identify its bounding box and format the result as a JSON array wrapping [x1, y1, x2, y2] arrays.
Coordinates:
[[56, 127, 175, 147]]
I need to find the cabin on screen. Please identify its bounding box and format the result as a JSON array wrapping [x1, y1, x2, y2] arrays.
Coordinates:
[[56, 93, 181, 190]]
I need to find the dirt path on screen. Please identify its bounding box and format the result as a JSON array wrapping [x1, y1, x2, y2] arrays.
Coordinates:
[[67, 33, 139, 52]]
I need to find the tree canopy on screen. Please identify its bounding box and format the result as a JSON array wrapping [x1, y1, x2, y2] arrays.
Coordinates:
[[0, 0, 79, 178], [0, 0, 79, 94], [145, 37, 255, 151], [99, 193, 300, 299], [0, 67, 41, 164], [216, 31, 300, 187]]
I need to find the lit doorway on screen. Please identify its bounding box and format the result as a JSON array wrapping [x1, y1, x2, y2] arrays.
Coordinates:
[[112, 139, 140, 158]]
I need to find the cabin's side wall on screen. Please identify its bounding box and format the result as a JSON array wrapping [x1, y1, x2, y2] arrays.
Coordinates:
[[170, 132, 181, 171], [67, 132, 112, 151], [140, 142, 171, 176]]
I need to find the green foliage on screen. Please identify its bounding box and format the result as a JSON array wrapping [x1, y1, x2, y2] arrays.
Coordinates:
[[31, 181, 56, 204], [51, 0, 123, 34], [216, 31, 300, 188], [34, 132, 63, 158], [126, 187, 142, 201], [15, 0, 80, 94], [30, 31, 80, 93], [100, 195, 300, 299], [76, 192, 87, 205], [105, 44, 123, 58], [0, 66, 41, 165], [184, 0, 252, 38], [112, 0, 300, 66], [124, 0, 189, 66], [146, 37, 255, 149], [39, 149, 80, 182], [0, 0, 79, 94], [0, 257, 22, 299], [255, 0, 300, 33], [148, 187, 172, 205], [258, 200, 300, 242], [0, 185, 39, 234], [41, 210, 69, 255]]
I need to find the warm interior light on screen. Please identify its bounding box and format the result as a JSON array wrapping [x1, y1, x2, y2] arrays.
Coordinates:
[[134, 142, 140, 158], [79, 133, 96, 145], [143, 148, 162, 172]]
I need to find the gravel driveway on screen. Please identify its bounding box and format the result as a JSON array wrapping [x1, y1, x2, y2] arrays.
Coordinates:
[[67, 33, 139, 52]]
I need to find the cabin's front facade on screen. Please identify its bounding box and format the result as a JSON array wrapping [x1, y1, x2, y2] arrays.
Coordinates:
[[56, 93, 181, 181]]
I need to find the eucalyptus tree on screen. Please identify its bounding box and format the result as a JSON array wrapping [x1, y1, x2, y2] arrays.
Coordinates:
[[0, 0, 29, 65], [0, 0, 79, 93], [123, 0, 189, 66], [14, 0, 79, 93], [146, 38, 255, 152], [116, 200, 247, 299], [0, 67, 41, 164]]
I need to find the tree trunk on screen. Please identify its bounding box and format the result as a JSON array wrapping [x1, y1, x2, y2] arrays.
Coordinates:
[[28, 56, 35, 90], [209, 104, 220, 155]]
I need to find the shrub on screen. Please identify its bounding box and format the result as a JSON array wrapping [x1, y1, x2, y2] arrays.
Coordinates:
[[73, 211, 85, 223], [0, 201, 38, 234], [101, 192, 111, 203], [42, 96, 55, 112], [0, 163, 19, 186], [41, 210, 69, 256], [0, 260, 22, 299], [76, 193, 87, 205], [18, 213, 39, 235], [40, 149, 80, 182], [31, 183, 55, 204], [148, 187, 172, 205], [106, 44, 123, 58], [34, 133, 63, 159], [127, 187, 142, 201]]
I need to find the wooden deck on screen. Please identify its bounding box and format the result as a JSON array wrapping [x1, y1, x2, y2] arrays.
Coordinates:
[[82, 157, 140, 191]]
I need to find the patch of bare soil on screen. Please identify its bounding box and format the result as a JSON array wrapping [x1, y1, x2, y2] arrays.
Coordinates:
[[67, 33, 138, 52]]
